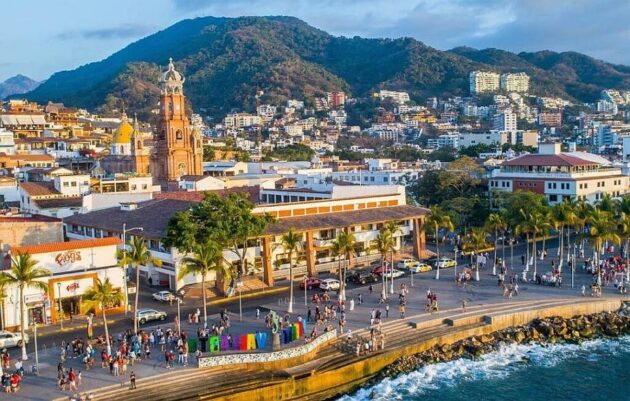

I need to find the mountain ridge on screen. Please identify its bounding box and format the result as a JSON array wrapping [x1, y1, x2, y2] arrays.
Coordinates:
[[24, 16, 630, 118], [0, 74, 40, 100]]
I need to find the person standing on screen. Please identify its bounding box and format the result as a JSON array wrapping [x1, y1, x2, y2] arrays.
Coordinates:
[[385, 303, 389, 318], [69, 368, 77, 391], [129, 371, 136, 390], [399, 303, 405, 319]]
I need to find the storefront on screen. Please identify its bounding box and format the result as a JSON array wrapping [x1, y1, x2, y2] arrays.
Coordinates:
[[4, 237, 125, 330]]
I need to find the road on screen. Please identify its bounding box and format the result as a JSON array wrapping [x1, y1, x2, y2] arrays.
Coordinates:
[[21, 235, 575, 353]]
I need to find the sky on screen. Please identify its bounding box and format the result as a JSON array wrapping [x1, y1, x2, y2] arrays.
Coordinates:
[[1, 0, 628, 82]]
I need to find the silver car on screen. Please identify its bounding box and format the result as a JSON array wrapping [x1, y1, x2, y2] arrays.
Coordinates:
[[136, 308, 167, 325], [0, 331, 29, 348]]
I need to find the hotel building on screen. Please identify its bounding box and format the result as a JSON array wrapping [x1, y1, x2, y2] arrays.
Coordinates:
[[489, 143, 629, 204]]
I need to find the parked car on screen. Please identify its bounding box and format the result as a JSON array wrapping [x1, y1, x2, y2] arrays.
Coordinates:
[[408, 262, 432, 273], [152, 290, 176, 302], [136, 308, 167, 325], [388, 269, 406, 279], [435, 257, 457, 269], [350, 271, 379, 285], [319, 278, 341, 291], [300, 277, 322, 290], [371, 265, 394, 275], [0, 331, 28, 348], [396, 258, 419, 269]]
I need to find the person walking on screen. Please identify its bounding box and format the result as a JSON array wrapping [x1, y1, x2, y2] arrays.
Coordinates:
[[399, 303, 405, 319], [129, 371, 136, 390], [385, 303, 389, 318]]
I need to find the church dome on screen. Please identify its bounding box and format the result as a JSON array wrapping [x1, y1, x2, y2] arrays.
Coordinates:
[[112, 114, 133, 144]]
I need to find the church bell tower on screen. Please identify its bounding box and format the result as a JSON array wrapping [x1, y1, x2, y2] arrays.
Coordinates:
[[151, 58, 203, 186]]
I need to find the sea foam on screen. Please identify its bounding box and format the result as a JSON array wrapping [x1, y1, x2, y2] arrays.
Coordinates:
[[337, 336, 630, 401]]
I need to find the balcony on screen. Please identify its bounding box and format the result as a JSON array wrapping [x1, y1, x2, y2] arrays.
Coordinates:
[[313, 238, 335, 247]]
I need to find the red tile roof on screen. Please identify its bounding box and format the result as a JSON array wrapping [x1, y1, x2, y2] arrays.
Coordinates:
[[11, 237, 122, 255], [503, 154, 595, 167], [19, 182, 60, 197], [153, 186, 260, 203]]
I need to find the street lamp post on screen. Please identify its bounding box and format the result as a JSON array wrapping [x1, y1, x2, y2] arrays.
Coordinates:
[[454, 248, 458, 279], [237, 279, 243, 322], [410, 267, 414, 287], [32, 323, 39, 375], [176, 296, 182, 338], [303, 276, 308, 306], [56, 282, 63, 330], [122, 223, 144, 317]]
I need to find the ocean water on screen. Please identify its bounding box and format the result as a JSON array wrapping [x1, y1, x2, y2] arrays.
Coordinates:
[[338, 336, 630, 401]]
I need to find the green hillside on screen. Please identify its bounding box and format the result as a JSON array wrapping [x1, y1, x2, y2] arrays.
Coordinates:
[[26, 16, 630, 119]]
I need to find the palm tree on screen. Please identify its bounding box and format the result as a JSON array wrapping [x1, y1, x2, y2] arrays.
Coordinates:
[[463, 228, 488, 281], [597, 193, 618, 214], [560, 199, 578, 268], [552, 202, 568, 269], [574, 199, 593, 255], [373, 230, 393, 298], [539, 209, 553, 261], [83, 278, 124, 356], [384, 221, 401, 294], [332, 231, 357, 301], [1, 253, 50, 360], [179, 240, 230, 324], [515, 210, 533, 274], [486, 213, 506, 276], [529, 211, 549, 278], [118, 236, 162, 333], [587, 208, 620, 272], [280, 228, 302, 313], [425, 206, 455, 280], [618, 212, 630, 283]]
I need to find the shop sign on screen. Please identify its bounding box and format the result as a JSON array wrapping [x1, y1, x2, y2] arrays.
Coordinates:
[[24, 293, 46, 303], [55, 250, 82, 266]]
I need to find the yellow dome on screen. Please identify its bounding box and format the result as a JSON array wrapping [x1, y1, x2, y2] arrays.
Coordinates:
[[113, 120, 133, 144]]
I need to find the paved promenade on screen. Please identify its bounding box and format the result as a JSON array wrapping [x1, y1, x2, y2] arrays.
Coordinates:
[[8, 245, 628, 400]]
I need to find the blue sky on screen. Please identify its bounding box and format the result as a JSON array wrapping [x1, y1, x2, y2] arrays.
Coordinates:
[[1, 0, 628, 82]]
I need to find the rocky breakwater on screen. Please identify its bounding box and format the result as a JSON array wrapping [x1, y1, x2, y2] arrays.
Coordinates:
[[377, 309, 630, 380]]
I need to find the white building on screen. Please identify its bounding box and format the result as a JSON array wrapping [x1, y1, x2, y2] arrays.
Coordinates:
[[500, 73, 529, 93], [377, 90, 410, 105], [223, 113, 262, 128], [493, 110, 518, 132], [0, 128, 16, 155], [470, 71, 500, 94], [437, 134, 460, 149], [4, 237, 125, 329], [489, 143, 628, 204]]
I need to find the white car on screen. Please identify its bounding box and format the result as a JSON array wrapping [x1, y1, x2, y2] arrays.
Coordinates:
[[152, 290, 175, 302], [319, 278, 341, 291], [136, 308, 167, 325], [0, 331, 29, 348], [388, 269, 405, 279]]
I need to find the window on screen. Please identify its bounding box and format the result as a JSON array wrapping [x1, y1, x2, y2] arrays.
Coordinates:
[[131, 185, 137, 190], [63, 182, 69, 187], [71, 181, 77, 187], [142, 184, 148, 190], [549, 194, 558, 202], [176, 130, 183, 140]]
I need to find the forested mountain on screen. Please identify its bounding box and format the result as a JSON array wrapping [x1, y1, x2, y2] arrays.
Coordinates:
[[26, 16, 630, 118]]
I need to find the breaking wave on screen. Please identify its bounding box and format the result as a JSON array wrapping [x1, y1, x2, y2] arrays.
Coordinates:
[[338, 336, 630, 401]]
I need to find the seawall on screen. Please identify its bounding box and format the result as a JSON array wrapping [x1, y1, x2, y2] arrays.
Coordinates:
[[206, 298, 623, 401]]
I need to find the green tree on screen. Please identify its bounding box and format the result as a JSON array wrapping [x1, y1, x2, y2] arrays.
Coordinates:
[[280, 228, 302, 313], [164, 193, 273, 278], [424, 206, 455, 280], [83, 278, 124, 356], [486, 212, 506, 275], [332, 231, 357, 301], [373, 230, 393, 298], [179, 240, 231, 324], [2, 253, 50, 360], [118, 237, 162, 333], [587, 208, 620, 271], [462, 227, 488, 281]]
